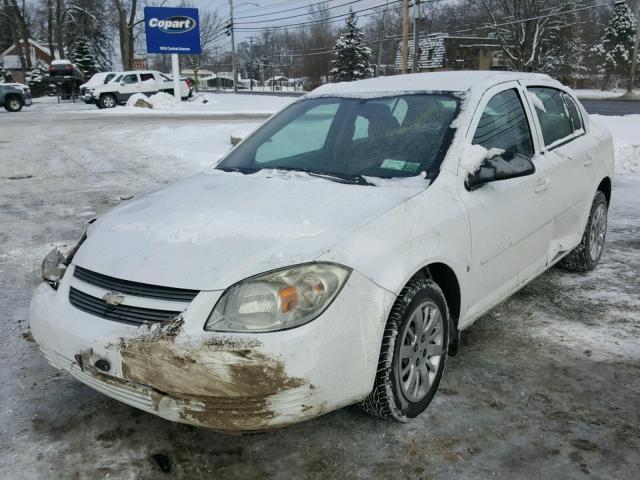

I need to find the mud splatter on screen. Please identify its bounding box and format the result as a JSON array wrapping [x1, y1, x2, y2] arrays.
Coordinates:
[[106, 316, 310, 431]]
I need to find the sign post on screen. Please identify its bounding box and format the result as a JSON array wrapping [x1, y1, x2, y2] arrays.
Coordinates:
[[144, 7, 201, 102]]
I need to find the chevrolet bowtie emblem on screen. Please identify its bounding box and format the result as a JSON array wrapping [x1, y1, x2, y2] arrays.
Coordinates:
[[102, 292, 125, 306]]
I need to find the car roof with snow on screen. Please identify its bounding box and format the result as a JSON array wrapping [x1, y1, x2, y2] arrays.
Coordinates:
[[307, 71, 561, 97]]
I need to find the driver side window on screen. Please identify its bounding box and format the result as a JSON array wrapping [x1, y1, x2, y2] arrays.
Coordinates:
[[123, 74, 139, 85], [472, 89, 534, 158]]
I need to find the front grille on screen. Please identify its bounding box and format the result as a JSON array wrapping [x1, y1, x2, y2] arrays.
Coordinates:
[[69, 287, 182, 326], [74, 266, 198, 302]]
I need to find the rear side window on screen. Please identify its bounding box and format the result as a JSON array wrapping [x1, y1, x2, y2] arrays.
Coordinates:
[[140, 73, 155, 82], [563, 93, 584, 132], [472, 89, 534, 158], [527, 87, 574, 146]]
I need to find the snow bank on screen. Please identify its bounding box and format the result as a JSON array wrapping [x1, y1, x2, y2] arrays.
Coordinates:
[[573, 89, 626, 100], [126, 92, 179, 109], [591, 114, 640, 175], [112, 92, 295, 116]]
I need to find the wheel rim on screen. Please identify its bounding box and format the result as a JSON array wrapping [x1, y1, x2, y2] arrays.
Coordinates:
[[103, 96, 115, 108], [396, 300, 445, 402], [589, 203, 607, 261], [9, 99, 20, 110]]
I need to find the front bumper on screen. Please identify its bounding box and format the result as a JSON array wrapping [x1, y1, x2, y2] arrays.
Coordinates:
[[23, 92, 33, 106], [30, 266, 394, 432]]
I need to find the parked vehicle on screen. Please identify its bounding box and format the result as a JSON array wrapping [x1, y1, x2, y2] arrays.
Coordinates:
[[31, 72, 614, 432], [79, 72, 118, 104], [48, 60, 85, 99], [0, 82, 32, 112], [89, 70, 191, 108]]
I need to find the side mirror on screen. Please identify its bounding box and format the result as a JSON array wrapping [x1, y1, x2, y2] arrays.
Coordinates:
[[466, 152, 535, 191]]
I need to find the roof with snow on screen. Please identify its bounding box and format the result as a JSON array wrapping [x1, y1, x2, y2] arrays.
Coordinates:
[[308, 71, 557, 97]]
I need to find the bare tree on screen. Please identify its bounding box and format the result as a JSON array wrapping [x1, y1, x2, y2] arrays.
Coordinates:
[[113, 0, 137, 70], [2, 0, 32, 69], [479, 0, 573, 71], [181, 10, 222, 90]]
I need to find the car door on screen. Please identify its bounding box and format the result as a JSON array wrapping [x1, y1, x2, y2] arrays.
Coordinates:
[[120, 73, 141, 100], [525, 86, 595, 261], [461, 84, 553, 318], [139, 72, 159, 94]]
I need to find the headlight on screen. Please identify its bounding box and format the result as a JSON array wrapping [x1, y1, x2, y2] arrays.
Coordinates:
[[205, 263, 351, 332]]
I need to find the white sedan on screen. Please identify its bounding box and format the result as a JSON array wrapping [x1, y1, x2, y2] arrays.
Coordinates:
[[31, 71, 614, 432]]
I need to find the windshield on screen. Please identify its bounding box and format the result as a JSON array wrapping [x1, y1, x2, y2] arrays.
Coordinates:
[[217, 93, 460, 181]]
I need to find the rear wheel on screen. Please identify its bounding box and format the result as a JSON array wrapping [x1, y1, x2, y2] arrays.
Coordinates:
[[4, 95, 23, 112], [560, 190, 608, 272], [361, 278, 448, 421], [99, 93, 117, 109]]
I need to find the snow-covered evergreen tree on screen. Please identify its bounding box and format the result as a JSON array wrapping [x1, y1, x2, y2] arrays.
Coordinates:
[[330, 12, 373, 82], [592, 4, 637, 84], [69, 36, 99, 77], [539, 24, 589, 86], [64, 0, 112, 76]]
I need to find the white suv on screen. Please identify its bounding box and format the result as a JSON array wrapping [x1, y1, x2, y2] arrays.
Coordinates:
[[89, 70, 191, 108], [32, 72, 614, 432]]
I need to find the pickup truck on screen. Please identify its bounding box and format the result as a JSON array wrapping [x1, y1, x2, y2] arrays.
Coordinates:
[[0, 83, 33, 112], [87, 70, 192, 108]]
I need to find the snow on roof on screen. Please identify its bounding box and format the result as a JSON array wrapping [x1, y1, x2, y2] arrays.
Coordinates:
[[308, 71, 555, 97], [0, 38, 57, 59], [51, 59, 73, 66]]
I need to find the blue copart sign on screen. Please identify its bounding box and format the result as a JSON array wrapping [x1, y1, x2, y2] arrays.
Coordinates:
[[144, 7, 201, 54]]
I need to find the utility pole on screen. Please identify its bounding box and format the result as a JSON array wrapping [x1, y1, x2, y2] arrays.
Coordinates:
[[249, 36, 254, 91], [402, 0, 409, 74], [412, 0, 420, 73], [213, 46, 220, 93], [377, 0, 389, 76], [627, 0, 639, 94], [229, 0, 238, 93]]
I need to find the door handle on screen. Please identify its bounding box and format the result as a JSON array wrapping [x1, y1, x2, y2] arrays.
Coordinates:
[[584, 154, 594, 166], [534, 178, 549, 193]]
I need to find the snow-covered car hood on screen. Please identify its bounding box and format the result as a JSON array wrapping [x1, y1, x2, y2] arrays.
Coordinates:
[[73, 170, 426, 290]]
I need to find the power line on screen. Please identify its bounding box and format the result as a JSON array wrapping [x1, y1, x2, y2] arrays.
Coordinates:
[[235, 0, 348, 20], [234, 0, 404, 31]]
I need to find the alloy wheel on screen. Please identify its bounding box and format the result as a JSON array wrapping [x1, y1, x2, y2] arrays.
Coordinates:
[[589, 203, 607, 261], [396, 300, 445, 402]]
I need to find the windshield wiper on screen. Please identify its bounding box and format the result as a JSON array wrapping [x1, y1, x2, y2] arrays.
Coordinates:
[[272, 167, 374, 186], [217, 166, 261, 174]]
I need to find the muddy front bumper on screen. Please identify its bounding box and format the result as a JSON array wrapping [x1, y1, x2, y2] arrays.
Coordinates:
[[30, 267, 395, 432]]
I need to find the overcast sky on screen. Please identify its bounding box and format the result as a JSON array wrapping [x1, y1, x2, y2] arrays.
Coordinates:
[[182, 0, 396, 44]]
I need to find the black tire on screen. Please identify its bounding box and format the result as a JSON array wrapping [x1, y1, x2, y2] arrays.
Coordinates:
[[560, 190, 608, 272], [4, 95, 23, 112], [361, 278, 449, 421], [98, 93, 118, 109]]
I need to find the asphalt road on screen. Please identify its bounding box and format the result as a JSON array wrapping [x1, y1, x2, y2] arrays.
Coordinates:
[[1, 113, 639, 480], [581, 99, 640, 116]]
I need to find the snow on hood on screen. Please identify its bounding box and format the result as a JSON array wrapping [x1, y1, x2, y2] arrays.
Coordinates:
[[74, 169, 425, 290]]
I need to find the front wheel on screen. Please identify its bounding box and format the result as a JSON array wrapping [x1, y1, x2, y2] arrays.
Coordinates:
[[361, 278, 449, 421], [4, 95, 23, 112], [98, 93, 117, 109], [560, 190, 608, 272]]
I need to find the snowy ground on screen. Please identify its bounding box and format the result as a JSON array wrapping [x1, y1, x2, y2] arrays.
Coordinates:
[[1, 107, 639, 479]]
